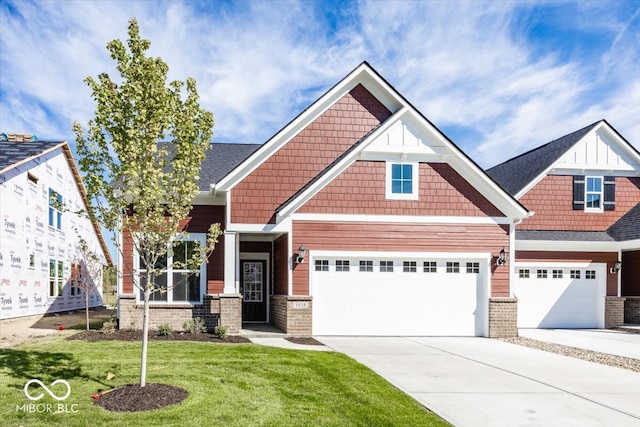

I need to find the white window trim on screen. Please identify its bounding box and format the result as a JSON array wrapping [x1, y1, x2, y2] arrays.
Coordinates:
[[385, 162, 419, 200], [585, 176, 604, 213], [134, 233, 207, 305]]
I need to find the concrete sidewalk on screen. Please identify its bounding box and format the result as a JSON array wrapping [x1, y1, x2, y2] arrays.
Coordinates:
[[518, 328, 640, 359], [319, 336, 640, 427]]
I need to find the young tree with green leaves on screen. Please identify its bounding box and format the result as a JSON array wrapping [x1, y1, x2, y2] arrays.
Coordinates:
[[73, 18, 221, 387], [71, 234, 104, 331]]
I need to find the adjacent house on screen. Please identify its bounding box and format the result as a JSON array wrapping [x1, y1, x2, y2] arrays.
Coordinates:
[[0, 133, 112, 320], [487, 120, 640, 328], [117, 63, 638, 337]]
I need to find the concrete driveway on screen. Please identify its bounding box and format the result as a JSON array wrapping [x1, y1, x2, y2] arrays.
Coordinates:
[[318, 337, 640, 427]]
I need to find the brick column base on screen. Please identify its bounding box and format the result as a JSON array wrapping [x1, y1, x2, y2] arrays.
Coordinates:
[[605, 296, 626, 328], [624, 297, 640, 324], [489, 297, 518, 338], [219, 294, 242, 334], [270, 295, 312, 337]]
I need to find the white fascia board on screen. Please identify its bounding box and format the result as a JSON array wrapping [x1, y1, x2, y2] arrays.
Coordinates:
[[515, 239, 621, 252], [193, 191, 226, 206], [275, 107, 408, 220], [310, 249, 491, 260], [216, 64, 404, 192], [291, 213, 513, 225], [549, 168, 640, 177], [227, 217, 292, 234], [397, 109, 529, 219]]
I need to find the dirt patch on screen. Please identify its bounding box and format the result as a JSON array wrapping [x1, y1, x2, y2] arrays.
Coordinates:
[[93, 383, 188, 412], [286, 337, 325, 346], [68, 329, 251, 343], [0, 307, 115, 348]]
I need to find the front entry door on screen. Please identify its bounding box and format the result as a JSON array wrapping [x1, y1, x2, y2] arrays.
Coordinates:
[[241, 260, 267, 322]]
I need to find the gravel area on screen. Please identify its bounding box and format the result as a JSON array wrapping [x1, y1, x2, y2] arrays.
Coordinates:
[[500, 336, 640, 373]]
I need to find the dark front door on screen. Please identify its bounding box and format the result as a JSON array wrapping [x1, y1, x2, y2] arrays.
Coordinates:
[[241, 260, 267, 322]]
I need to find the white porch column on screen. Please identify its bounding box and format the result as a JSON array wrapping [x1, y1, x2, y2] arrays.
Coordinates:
[[223, 231, 238, 294]]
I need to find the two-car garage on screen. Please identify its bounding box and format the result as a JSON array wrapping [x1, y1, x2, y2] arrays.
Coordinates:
[[310, 252, 489, 336]]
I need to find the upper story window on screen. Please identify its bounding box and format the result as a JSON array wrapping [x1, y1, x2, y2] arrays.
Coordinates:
[[585, 177, 602, 211], [386, 162, 418, 200], [48, 189, 63, 230], [573, 175, 615, 212]]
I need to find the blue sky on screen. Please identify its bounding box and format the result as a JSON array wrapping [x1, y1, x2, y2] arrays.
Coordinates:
[[1, 0, 639, 170]]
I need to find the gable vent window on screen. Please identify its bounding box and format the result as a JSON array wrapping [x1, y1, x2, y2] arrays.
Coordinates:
[[386, 162, 418, 200]]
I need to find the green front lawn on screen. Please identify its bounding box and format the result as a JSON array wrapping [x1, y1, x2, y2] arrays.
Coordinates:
[[0, 336, 449, 426]]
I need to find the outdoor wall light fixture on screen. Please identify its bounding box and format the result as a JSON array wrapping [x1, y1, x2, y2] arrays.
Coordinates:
[[296, 245, 306, 264], [496, 247, 508, 266], [610, 260, 622, 274]]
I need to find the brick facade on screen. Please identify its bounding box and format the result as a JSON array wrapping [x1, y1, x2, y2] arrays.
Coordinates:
[[118, 294, 221, 331], [488, 297, 518, 338], [270, 295, 313, 337], [604, 297, 626, 328], [219, 294, 242, 334], [623, 297, 640, 324]]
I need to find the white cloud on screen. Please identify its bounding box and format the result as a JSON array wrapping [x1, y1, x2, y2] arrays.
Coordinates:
[[1, 0, 638, 166]]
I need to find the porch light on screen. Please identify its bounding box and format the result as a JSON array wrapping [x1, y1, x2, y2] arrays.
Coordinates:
[[296, 245, 306, 264], [610, 260, 622, 274], [496, 247, 508, 266]]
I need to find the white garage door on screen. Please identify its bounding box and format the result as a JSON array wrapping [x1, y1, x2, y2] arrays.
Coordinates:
[[310, 253, 488, 336], [514, 264, 606, 328]]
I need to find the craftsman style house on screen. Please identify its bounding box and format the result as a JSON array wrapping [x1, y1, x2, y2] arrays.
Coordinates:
[[488, 121, 640, 327], [0, 134, 111, 320], [117, 63, 638, 337]]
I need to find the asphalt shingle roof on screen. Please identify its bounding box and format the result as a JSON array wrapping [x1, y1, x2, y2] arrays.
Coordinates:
[[0, 141, 64, 173], [515, 230, 616, 242], [607, 202, 640, 241], [486, 121, 601, 196], [198, 143, 261, 190]]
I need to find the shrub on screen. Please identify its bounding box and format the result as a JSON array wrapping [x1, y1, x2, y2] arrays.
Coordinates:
[[183, 317, 207, 334], [101, 321, 116, 334], [214, 325, 228, 340], [158, 323, 173, 336]]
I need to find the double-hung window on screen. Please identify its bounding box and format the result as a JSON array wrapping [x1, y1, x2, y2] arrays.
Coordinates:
[[386, 162, 418, 200], [49, 259, 63, 297], [137, 234, 206, 304], [585, 177, 603, 211], [48, 189, 63, 230]]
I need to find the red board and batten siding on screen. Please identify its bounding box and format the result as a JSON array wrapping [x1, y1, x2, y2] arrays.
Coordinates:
[[292, 221, 510, 297], [230, 84, 392, 224], [516, 251, 619, 296], [273, 234, 289, 295], [300, 161, 505, 217], [121, 205, 226, 295], [518, 176, 640, 231]]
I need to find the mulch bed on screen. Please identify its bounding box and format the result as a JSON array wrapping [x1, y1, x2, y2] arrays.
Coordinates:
[[93, 383, 188, 412], [67, 329, 251, 343], [286, 337, 325, 346]]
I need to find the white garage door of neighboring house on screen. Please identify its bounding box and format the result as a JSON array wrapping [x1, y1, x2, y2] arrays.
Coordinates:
[[514, 264, 606, 329], [310, 252, 489, 336]]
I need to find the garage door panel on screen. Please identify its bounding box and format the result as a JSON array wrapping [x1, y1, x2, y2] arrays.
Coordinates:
[[311, 257, 487, 336], [514, 265, 605, 329]]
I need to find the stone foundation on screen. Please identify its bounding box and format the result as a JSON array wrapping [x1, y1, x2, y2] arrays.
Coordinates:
[[118, 294, 221, 332], [604, 297, 626, 328], [270, 295, 313, 337], [624, 297, 640, 324], [489, 297, 518, 338]]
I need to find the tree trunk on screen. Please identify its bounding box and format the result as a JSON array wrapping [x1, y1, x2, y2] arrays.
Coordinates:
[[140, 273, 152, 387], [85, 291, 90, 331]]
